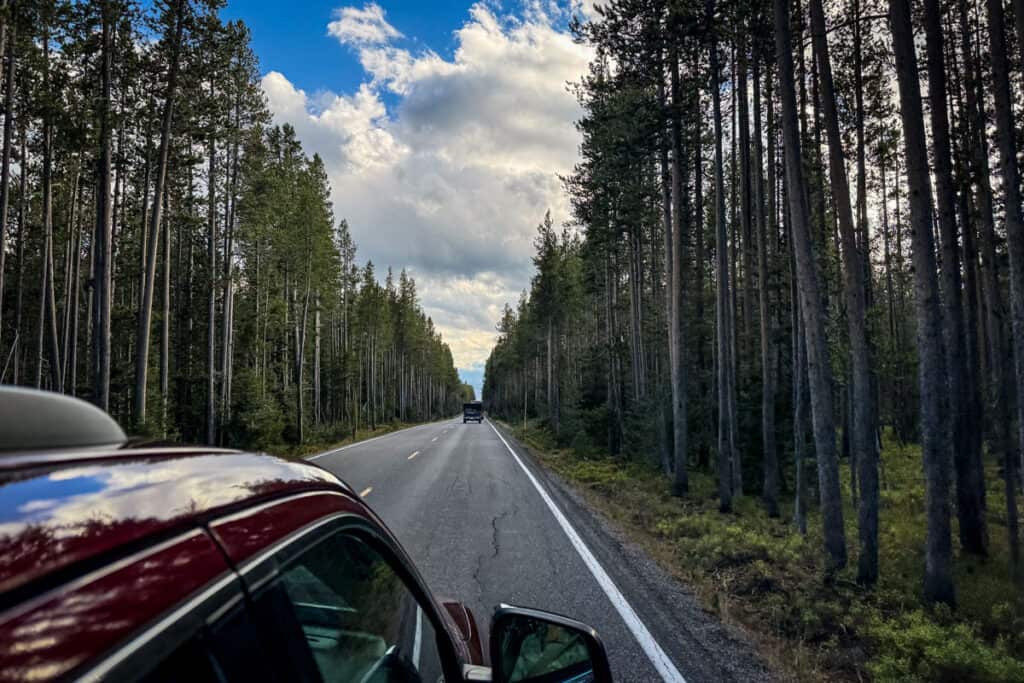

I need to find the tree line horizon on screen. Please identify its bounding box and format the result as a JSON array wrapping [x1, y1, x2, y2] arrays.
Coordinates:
[[0, 0, 471, 451]]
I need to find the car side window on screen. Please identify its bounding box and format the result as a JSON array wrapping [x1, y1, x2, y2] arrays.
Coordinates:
[[252, 531, 446, 683], [139, 602, 274, 683]]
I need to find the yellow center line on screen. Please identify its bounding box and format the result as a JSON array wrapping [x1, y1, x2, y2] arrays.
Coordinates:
[[360, 487, 373, 498], [408, 451, 420, 460]]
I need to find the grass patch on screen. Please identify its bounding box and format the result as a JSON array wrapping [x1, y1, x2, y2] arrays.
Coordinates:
[[507, 420, 1024, 682], [263, 420, 424, 461]]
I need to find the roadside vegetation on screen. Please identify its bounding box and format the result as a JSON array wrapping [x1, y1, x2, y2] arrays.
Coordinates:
[[271, 419, 423, 461], [484, 0, 1024, 671], [510, 420, 1024, 682]]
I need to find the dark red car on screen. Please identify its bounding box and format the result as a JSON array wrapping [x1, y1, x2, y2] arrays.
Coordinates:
[[0, 387, 611, 683]]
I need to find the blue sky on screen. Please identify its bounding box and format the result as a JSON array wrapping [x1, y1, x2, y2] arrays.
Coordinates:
[[223, 1, 594, 399], [223, 1, 470, 101]]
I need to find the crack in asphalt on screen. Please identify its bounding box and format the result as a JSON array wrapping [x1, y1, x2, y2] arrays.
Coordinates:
[[446, 472, 461, 496], [472, 503, 519, 590]]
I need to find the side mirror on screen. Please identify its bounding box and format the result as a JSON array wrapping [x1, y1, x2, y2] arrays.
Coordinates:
[[489, 605, 612, 683]]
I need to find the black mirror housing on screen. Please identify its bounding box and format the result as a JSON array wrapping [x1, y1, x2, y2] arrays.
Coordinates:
[[489, 605, 613, 683]]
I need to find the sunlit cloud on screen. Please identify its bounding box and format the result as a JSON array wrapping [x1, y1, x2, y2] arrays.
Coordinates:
[[327, 3, 404, 46], [262, 2, 593, 393]]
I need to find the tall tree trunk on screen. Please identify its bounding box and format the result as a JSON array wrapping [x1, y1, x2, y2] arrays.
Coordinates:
[[659, 60, 674, 478], [1003, 0, 1024, 499], [890, 0, 957, 604], [139, 109, 154, 308], [134, 0, 184, 426], [0, 21, 15, 354], [160, 194, 170, 432], [669, 47, 688, 496], [738, 35, 754, 361], [41, 24, 61, 392], [984, 0, 1023, 580], [774, 0, 847, 571], [753, 54, 778, 518], [315, 291, 322, 424], [11, 123, 25, 384], [790, 191, 809, 535], [809, 0, 877, 584], [220, 109, 239, 430], [206, 133, 217, 444], [69, 197, 82, 397], [950, 0, 989, 557], [921, 0, 987, 558], [60, 170, 80, 386], [710, 14, 734, 513], [693, 70, 710, 470]]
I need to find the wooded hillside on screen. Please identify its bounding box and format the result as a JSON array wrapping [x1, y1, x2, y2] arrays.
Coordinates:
[[484, 0, 1024, 611], [0, 0, 467, 448]]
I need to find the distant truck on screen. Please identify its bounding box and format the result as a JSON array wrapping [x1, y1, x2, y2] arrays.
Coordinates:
[[463, 400, 483, 424]]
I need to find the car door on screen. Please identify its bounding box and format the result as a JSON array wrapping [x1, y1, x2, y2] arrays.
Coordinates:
[[46, 529, 267, 683], [210, 492, 465, 683]]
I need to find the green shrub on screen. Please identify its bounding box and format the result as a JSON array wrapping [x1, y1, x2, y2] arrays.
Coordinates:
[[867, 610, 1024, 683]]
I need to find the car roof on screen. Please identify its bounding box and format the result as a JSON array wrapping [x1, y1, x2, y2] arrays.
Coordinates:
[[0, 448, 352, 601]]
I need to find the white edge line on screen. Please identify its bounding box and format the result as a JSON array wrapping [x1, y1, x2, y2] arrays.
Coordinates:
[[486, 420, 687, 683], [413, 605, 423, 669]]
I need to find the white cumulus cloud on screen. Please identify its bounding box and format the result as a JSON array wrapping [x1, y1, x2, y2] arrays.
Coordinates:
[[327, 3, 404, 46], [261, 2, 593, 393]]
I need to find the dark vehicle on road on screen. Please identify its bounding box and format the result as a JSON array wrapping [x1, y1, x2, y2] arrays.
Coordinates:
[[0, 387, 611, 683], [463, 401, 483, 424]]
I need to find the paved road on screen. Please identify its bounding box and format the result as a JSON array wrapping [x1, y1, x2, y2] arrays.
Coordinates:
[[310, 418, 771, 682]]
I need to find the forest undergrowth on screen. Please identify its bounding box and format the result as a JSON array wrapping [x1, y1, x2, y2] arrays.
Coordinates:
[[509, 420, 1024, 683]]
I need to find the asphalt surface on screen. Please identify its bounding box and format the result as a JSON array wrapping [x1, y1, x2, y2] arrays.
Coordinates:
[[310, 418, 774, 682]]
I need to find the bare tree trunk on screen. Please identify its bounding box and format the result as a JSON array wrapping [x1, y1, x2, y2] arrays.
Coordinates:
[[220, 110, 239, 431], [791, 195, 809, 535], [139, 109, 153, 309], [0, 21, 15, 353], [753, 54, 778, 517], [160, 195, 170, 432], [134, 0, 184, 426], [314, 291, 322, 424], [921, 0, 987, 558], [693, 70, 710, 471], [957, 0, 992, 558], [1003, 0, 1024, 501], [710, 15, 734, 513], [809, 0, 877, 584], [206, 134, 217, 444], [774, 0, 847, 571], [984, 0, 1023, 581], [60, 170, 80, 386], [659, 55, 675, 477], [890, 0, 956, 604], [69, 187, 83, 396], [738, 34, 754, 371], [41, 24, 61, 392], [292, 273, 312, 444], [669, 47, 688, 496], [11, 124, 25, 385]]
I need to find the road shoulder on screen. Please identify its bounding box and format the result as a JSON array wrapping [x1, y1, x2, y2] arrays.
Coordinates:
[[490, 420, 779, 683]]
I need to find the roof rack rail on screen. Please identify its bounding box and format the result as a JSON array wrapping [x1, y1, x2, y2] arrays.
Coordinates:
[[0, 386, 126, 452]]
